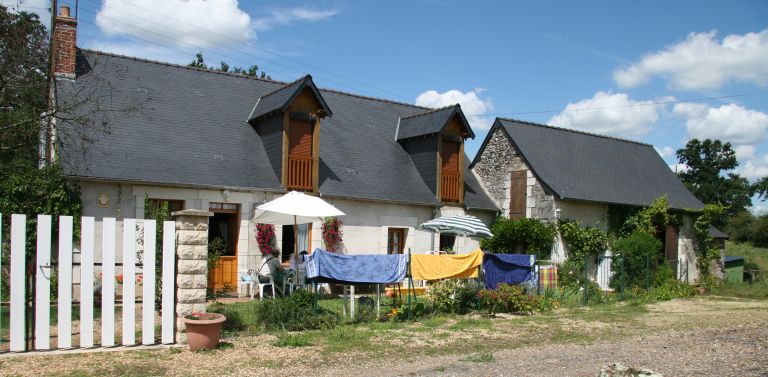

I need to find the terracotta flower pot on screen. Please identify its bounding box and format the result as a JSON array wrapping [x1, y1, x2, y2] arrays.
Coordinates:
[[696, 286, 706, 295], [183, 312, 226, 351]]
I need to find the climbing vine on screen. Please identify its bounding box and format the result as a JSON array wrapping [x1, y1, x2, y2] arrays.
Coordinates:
[[691, 203, 726, 285], [621, 196, 672, 236], [480, 217, 556, 260]]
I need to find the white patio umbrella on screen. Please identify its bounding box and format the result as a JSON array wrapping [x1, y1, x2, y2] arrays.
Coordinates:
[[252, 191, 345, 283], [419, 215, 493, 252]]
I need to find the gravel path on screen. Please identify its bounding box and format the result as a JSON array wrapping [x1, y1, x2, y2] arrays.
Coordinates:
[[341, 323, 768, 377]]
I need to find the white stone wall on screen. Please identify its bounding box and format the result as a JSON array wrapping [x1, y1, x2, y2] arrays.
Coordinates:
[[677, 214, 698, 283], [79, 181, 496, 276]]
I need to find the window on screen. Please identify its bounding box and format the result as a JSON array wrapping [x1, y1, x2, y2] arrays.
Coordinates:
[[439, 234, 456, 253], [509, 170, 526, 219], [387, 228, 406, 254]]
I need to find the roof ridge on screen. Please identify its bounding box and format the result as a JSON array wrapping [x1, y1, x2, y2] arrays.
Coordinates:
[[400, 104, 458, 120], [81, 48, 432, 113], [319, 86, 432, 112], [80, 48, 289, 84], [257, 74, 309, 100], [498, 117, 653, 147]]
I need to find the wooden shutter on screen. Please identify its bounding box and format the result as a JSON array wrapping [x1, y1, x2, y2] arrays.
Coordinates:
[[665, 225, 679, 276], [289, 120, 313, 157], [509, 170, 526, 219], [441, 141, 459, 174]]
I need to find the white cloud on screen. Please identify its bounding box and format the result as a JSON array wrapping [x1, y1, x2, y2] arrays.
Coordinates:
[[253, 8, 338, 30], [415, 89, 494, 130], [547, 92, 662, 138], [734, 145, 756, 161], [749, 205, 768, 215], [4, 0, 51, 26], [673, 103, 768, 145], [656, 146, 675, 158], [96, 0, 254, 48], [738, 153, 768, 180], [669, 163, 689, 174], [614, 29, 768, 90]]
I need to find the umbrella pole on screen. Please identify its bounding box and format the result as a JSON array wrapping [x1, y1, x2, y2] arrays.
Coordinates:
[[294, 216, 300, 290]]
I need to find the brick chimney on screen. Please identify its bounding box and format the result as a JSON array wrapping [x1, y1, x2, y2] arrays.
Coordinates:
[[52, 5, 78, 78]]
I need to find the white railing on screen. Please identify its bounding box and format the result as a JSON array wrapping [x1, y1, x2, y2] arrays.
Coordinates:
[[0, 214, 176, 352]]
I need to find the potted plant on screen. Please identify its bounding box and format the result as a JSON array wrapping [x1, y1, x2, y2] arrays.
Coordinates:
[[182, 312, 226, 351]]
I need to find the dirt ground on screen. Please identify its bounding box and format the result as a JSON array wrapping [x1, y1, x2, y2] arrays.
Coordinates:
[[1, 296, 766, 377]]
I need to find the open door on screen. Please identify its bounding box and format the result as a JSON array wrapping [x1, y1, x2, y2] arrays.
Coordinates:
[[208, 203, 240, 292]]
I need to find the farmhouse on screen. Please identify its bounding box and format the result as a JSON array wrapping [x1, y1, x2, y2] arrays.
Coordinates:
[[471, 118, 707, 282], [49, 10, 498, 292]]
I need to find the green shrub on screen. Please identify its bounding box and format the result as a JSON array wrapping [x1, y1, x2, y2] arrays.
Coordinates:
[[642, 280, 695, 301], [272, 332, 313, 347], [610, 231, 662, 290], [426, 279, 482, 314], [477, 284, 537, 315], [557, 258, 586, 289], [254, 289, 339, 331], [209, 306, 246, 332], [481, 218, 556, 260]]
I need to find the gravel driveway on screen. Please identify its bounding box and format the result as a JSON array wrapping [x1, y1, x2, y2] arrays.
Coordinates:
[[346, 324, 768, 376], [1, 297, 766, 377]]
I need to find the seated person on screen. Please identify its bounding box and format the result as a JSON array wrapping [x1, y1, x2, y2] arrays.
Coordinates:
[[289, 250, 309, 270], [257, 250, 284, 293], [288, 250, 309, 287]]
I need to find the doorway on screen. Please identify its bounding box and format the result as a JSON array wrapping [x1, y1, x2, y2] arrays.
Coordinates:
[[208, 203, 240, 292]]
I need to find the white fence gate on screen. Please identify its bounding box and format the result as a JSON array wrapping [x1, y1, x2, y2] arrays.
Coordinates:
[[0, 214, 176, 352]]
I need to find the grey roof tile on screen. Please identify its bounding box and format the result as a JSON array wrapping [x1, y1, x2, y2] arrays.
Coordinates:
[[248, 74, 331, 122], [58, 50, 496, 210], [478, 118, 703, 210], [397, 105, 475, 140]]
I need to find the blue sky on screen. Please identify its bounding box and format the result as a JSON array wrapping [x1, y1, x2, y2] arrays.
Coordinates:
[[7, 0, 768, 211]]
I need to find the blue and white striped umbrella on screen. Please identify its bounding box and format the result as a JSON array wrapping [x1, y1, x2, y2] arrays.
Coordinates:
[[418, 215, 493, 238]]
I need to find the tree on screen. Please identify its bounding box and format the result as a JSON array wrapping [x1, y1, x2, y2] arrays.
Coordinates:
[[1, 6, 83, 227], [752, 176, 768, 201], [675, 139, 751, 218], [187, 51, 270, 79]]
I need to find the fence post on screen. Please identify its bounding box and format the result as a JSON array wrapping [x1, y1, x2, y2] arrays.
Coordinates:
[[172, 209, 213, 344], [582, 257, 589, 306]]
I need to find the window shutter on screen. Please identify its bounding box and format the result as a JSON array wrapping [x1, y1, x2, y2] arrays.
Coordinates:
[[289, 120, 313, 157], [509, 170, 527, 219], [441, 141, 459, 174]]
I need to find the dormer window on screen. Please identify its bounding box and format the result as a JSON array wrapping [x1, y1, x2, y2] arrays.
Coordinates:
[[397, 104, 474, 204], [247, 75, 331, 193]]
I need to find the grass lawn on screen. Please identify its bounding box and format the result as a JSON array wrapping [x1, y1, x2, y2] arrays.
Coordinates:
[[725, 241, 768, 270]]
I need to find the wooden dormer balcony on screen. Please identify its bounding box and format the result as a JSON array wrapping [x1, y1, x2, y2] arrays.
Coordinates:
[[441, 173, 460, 202], [287, 155, 313, 192]]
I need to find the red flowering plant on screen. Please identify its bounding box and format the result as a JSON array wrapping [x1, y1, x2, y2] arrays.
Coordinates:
[[322, 216, 343, 252], [256, 223, 276, 256]]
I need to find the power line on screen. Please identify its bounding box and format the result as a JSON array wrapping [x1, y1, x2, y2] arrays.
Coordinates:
[[465, 91, 768, 118], [77, 0, 412, 102], [76, 6, 386, 97]]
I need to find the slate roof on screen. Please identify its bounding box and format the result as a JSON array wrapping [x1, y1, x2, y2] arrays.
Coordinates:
[[472, 118, 704, 210], [396, 105, 475, 140], [708, 226, 729, 239], [57, 50, 498, 211], [247, 74, 331, 122]]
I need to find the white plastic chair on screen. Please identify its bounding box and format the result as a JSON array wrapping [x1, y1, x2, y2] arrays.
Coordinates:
[[256, 274, 276, 299], [238, 269, 255, 299]]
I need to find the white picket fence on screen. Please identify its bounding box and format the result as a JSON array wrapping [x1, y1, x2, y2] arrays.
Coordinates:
[[0, 214, 176, 352]]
